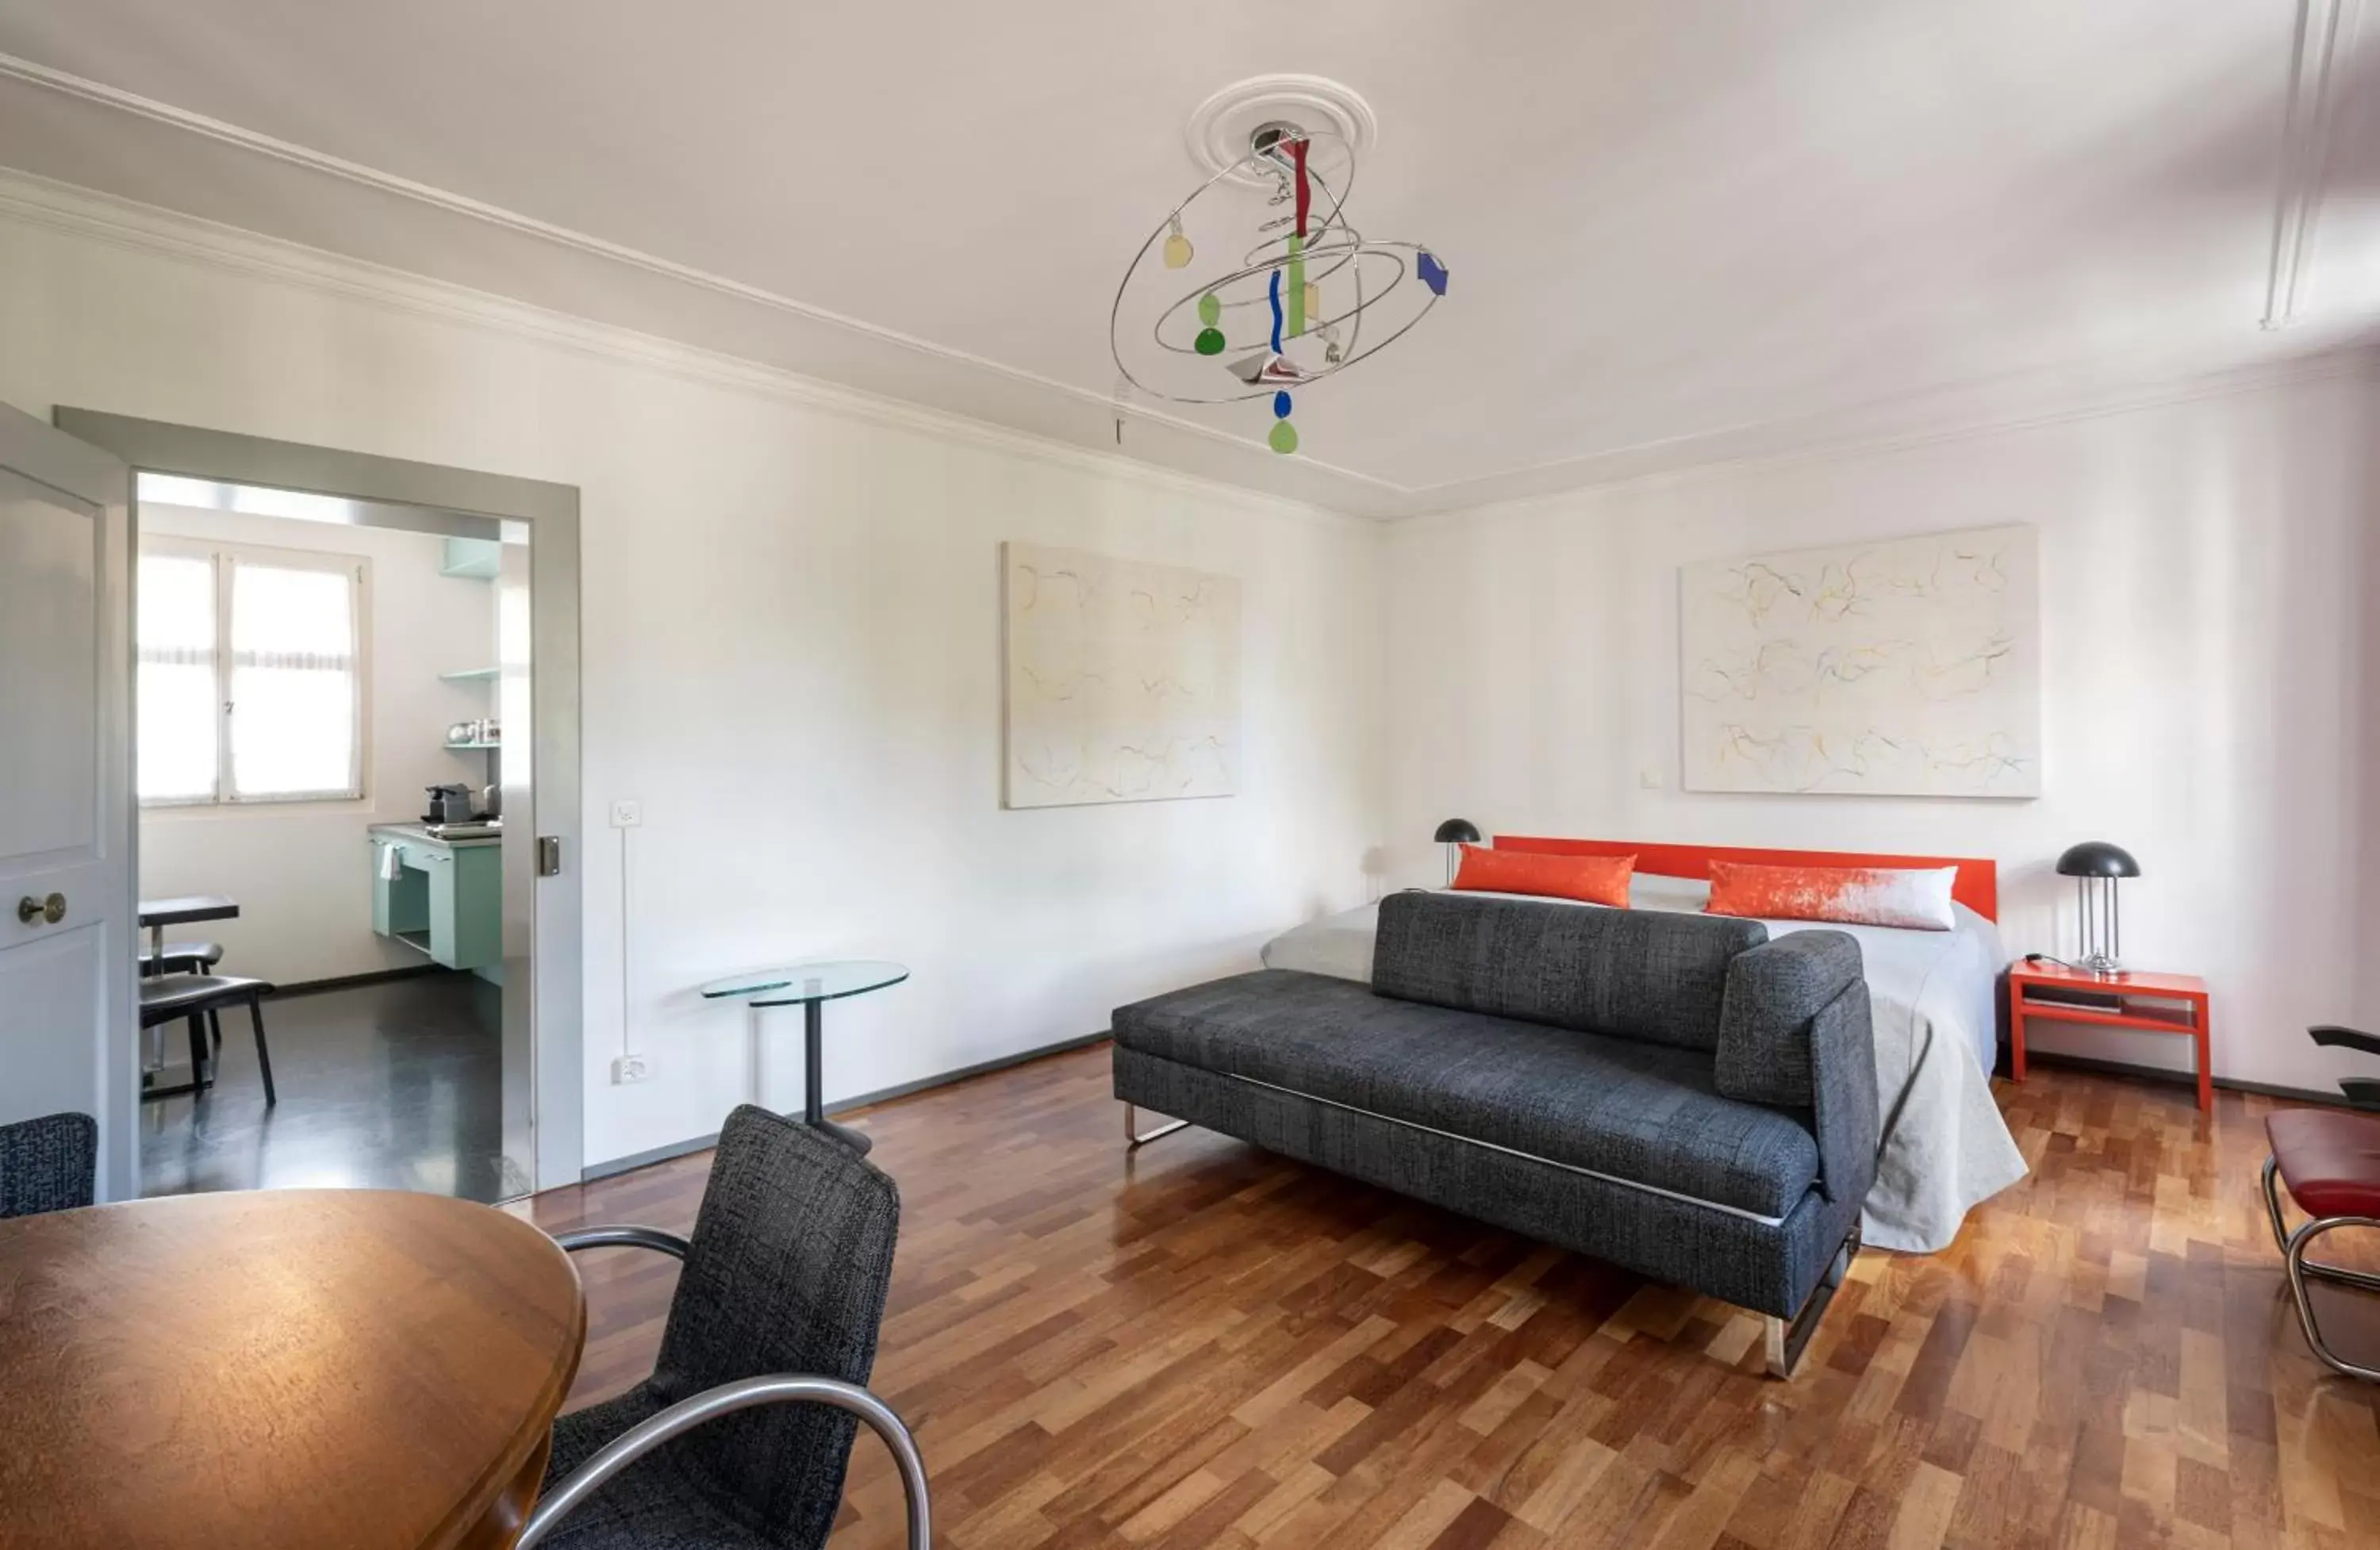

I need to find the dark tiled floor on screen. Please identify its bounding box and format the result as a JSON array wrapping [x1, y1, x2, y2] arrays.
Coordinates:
[[139, 971, 524, 1203]]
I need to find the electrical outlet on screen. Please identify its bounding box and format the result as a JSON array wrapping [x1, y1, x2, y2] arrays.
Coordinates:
[[611, 1053, 651, 1084], [610, 799, 643, 828]]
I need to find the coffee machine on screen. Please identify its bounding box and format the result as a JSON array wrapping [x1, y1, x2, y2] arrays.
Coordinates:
[[424, 783, 477, 824]]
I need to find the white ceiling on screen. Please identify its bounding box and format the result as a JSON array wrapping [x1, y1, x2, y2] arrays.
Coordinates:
[[0, 1, 2373, 517]]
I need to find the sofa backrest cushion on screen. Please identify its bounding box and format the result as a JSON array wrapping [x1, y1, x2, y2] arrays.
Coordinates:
[[1371, 891, 1767, 1049]]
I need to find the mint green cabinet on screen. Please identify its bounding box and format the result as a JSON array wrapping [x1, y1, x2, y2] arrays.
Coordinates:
[[369, 830, 502, 973]]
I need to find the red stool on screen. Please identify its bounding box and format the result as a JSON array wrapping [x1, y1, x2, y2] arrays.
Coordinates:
[[2263, 1108, 2380, 1381]]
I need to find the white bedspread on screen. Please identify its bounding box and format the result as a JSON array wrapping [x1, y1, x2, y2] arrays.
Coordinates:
[[1257, 878, 2027, 1253]]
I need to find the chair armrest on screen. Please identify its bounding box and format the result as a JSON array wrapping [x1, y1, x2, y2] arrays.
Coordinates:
[[1716, 933, 1879, 1205], [1715, 932, 1863, 1105], [550, 1226, 692, 1259], [513, 1374, 930, 1550], [2310, 1026, 2380, 1060]]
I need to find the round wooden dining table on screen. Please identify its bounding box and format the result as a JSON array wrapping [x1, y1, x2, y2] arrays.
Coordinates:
[[0, 1188, 585, 1549]]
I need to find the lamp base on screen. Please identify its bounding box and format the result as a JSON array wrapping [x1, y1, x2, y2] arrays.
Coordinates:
[[2077, 952, 2123, 978]]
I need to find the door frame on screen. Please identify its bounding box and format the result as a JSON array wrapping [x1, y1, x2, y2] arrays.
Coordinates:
[[54, 409, 585, 1191]]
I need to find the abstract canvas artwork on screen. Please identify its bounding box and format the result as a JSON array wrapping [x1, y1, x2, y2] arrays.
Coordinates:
[[1002, 542, 1242, 808], [1679, 525, 2040, 798]]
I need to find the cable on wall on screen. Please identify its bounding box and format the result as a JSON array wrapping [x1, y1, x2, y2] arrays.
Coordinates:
[[618, 822, 633, 1061]]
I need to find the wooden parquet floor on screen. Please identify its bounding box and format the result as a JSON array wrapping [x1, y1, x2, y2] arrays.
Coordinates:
[[523, 1046, 2380, 1550]]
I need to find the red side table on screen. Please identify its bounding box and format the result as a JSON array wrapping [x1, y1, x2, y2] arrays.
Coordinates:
[[2007, 961, 2212, 1112]]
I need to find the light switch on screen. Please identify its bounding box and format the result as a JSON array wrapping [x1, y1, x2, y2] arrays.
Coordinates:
[[1639, 767, 1664, 789]]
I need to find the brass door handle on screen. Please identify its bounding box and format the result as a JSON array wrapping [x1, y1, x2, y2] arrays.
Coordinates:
[[16, 892, 66, 926]]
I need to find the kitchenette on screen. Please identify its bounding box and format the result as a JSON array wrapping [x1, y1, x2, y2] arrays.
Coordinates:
[[369, 801, 502, 978], [370, 609, 505, 980]]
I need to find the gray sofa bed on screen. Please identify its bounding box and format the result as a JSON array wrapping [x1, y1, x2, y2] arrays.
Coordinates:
[[1110, 890, 1879, 1376]]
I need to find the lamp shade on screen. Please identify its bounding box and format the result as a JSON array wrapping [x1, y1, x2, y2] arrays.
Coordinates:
[[2056, 841, 2140, 879], [1433, 819, 1481, 845]]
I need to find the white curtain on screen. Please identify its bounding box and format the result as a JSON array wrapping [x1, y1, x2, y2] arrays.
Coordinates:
[[228, 562, 358, 799], [136, 551, 361, 803], [136, 553, 218, 801]]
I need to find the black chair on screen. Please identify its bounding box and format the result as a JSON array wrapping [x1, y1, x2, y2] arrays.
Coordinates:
[[0, 1111, 97, 1218], [139, 940, 225, 977], [139, 975, 276, 1105], [517, 1105, 928, 1550], [140, 942, 230, 1065]]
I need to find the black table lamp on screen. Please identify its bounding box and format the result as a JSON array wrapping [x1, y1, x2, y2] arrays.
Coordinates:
[[1434, 819, 1480, 886], [2056, 841, 2140, 976]]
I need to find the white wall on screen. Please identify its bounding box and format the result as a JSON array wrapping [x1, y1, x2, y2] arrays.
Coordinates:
[[135, 503, 497, 986], [0, 188, 1386, 1171], [10, 169, 2377, 1180], [1387, 364, 2380, 1094]]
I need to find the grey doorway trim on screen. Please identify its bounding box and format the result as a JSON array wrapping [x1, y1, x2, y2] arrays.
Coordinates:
[[55, 409, 585, 1191]]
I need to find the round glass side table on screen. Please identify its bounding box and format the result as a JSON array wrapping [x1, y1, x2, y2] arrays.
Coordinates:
[[700, 959, 908, 1153]]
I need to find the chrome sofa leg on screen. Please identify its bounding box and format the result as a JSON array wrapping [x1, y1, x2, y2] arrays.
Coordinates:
[[1767, 1221, 1861, 1379], [1123, 1102, 1188, 1149], [2283, 1215, 2380, 1382]]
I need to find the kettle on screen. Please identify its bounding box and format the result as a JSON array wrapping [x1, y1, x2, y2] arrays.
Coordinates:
[[425, 783, 475, 823]]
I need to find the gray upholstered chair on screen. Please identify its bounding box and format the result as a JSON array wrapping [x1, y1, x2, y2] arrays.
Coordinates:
[[0, 1111, 98, 1218], [518, 1104, 928, 1550]]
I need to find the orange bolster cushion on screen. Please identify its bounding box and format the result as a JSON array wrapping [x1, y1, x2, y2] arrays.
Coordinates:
[[1705, 860, 1958, 931], [1451, 846, 1634, 907]]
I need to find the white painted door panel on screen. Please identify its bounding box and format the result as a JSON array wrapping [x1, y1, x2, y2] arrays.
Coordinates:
[[0, 408, 133, 1199], [1, 930, 109, 1114], [0, 476, 98, 861]]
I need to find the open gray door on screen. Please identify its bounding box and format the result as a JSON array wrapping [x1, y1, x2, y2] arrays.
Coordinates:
[[0, 403, 134, 1198]]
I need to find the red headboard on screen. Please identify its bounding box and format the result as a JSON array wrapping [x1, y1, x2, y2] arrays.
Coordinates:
[[1494, 835, 1999, 923]]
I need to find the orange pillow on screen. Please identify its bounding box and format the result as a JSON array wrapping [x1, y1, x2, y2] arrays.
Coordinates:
[[1704, 861, 1957, 931], [1451, 846, 1634, 907]]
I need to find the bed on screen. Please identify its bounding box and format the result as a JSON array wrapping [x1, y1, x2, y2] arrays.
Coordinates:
[[1260, 837, 2028, 1253]]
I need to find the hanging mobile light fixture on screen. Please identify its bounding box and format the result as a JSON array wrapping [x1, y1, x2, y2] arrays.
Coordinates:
[[1111, 88, 1445, 458]]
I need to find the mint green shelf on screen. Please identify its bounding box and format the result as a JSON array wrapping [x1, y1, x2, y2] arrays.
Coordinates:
[[445, 741, 502, 751], [441, 537, 502, 580], [440, 667, 501, 683]]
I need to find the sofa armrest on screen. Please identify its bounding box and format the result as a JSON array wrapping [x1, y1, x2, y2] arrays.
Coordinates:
[[1717, 932, 1879, 1205]]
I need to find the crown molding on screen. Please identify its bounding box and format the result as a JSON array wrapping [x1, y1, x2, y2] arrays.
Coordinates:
[[1393, 343, 2380, 535], [1392, 323, 2380, 519], [0, 166, 1395, 531], [2, 48, 2370, 521], [10, 156, 2370, 535], [0, 50, 1399, 503]]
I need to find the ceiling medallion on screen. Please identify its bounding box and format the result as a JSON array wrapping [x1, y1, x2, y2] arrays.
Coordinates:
[[1111, 80, 1445, 458]]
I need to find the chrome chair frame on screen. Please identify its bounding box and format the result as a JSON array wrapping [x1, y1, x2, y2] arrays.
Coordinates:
[[2260, 1153, 2380, 1383], [519, 1227, 931, 1550]]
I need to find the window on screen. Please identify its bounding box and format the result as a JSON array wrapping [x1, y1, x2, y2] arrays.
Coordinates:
[[138, 539, 367, 805]]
